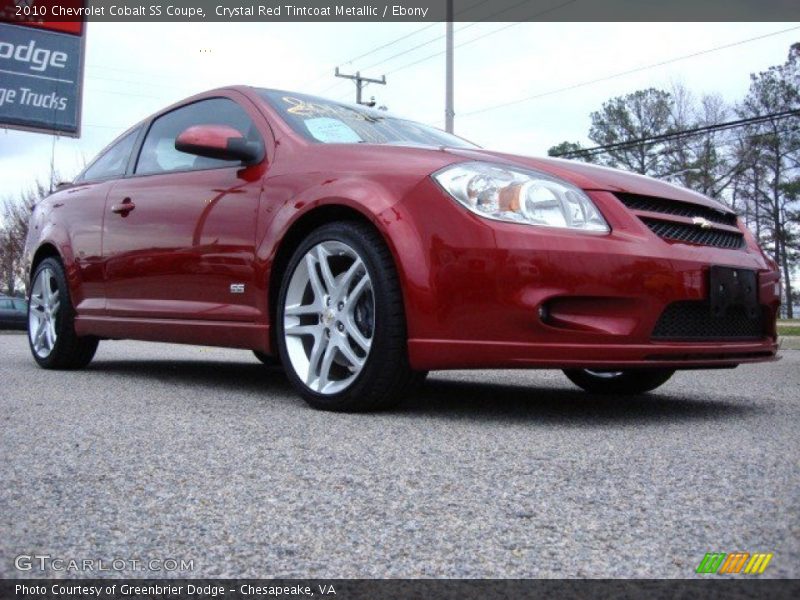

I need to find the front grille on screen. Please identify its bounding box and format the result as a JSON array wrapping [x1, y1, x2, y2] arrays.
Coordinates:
[[616, 193, 745, 249], [652, 301, 765, 340], [642, 218, 745, 249], [617, 193, 738, 226]]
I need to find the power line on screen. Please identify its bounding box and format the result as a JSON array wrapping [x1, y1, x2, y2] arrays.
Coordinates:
[[312, 29, 451, 95], [315, 0, 577, 95], [461, 25, 800, 117], [312, 24, 462, 96], [375, 0, 578, 78], [557, 111, 800, 159], [302, 0, 494, 94], [356, 0, 513, 73], [374, 0, 576, 75], [333, 0, 492, 70], [551, 110, 800, 159], [564, 125, 800, 177], [340, 24, 438, 67], [385, 21, 524, 76], [358, 29, 458, 74]]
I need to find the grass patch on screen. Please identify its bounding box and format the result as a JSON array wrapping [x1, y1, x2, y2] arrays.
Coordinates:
[[778, 325, 800, 336]]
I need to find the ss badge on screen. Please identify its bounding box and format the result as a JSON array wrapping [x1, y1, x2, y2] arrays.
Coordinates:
[[230, 283, 245, 294]]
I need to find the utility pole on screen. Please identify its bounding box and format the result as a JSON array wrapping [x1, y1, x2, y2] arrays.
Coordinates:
[[335, 67, 386, 106], [445, 0, 454, 133]]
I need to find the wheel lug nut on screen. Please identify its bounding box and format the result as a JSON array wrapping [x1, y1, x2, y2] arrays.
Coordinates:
[[337, 323, 344, 332], [337, 302, 344, 311]]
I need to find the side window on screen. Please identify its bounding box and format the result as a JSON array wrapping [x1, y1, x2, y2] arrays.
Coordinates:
[[80, 128, 139, 182], [135, 98, 260, 175], [13, 299, 27, 311], [0, 299, 12, 310]]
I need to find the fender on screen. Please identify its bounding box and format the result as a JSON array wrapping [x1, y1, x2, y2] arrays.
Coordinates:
[[27, 190, 105, 315], [29, 228, 81, 300], [253, 173, 432, 342]]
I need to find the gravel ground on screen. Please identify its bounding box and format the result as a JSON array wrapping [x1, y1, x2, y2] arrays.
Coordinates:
[[1, 332, 798, 579]]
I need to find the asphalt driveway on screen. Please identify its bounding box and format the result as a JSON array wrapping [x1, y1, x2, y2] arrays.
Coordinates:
[[1, 333, 797, 578]]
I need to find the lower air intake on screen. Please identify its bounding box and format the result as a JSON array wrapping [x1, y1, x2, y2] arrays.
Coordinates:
[[652, 301, 765, 340]]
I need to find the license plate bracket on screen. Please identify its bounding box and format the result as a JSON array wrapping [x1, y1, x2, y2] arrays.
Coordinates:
[[709, 266, 759, 319]]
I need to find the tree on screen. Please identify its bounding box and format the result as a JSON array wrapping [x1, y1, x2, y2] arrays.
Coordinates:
[[734, 43, 800, 317], [662, 84, 740, 201], [0, 180, 49, 297], [547, 141, 596, 162], [587, 88, 674, 176]]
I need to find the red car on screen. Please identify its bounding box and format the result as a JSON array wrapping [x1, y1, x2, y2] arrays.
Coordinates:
[[24, 86, 780, 410]]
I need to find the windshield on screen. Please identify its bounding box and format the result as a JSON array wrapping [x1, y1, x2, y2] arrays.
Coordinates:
[[257, 89, 478, 149]]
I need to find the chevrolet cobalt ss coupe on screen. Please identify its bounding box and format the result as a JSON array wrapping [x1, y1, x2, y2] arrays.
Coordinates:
[[24, 87, 780, 410]]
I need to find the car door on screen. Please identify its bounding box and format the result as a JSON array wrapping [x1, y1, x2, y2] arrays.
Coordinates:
[[102, 96, 266, 322], [49, 127, 141, 317]]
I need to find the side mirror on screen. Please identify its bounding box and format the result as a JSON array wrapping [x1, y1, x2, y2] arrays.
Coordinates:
[[175, 124, 264, 165]]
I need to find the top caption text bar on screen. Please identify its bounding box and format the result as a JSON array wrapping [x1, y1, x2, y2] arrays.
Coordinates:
[[3, 0, 800, 23]]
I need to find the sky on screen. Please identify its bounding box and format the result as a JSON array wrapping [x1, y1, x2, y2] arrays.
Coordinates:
[[0, 21, 798, 201]]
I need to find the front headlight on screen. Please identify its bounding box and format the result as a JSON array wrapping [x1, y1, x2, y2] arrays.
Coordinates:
[[432, 161, 609, 233]]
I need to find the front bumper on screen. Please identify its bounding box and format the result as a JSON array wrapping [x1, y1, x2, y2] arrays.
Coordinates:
[[394, 186, 780, 371]]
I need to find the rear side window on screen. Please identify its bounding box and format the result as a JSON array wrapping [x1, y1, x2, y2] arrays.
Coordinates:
[[79, 128, 140, 182], [0, 299, 12, 309], [13, 299, 27, 311], [135, 98, 260, 175]]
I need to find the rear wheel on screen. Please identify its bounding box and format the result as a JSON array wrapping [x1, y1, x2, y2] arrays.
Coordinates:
[[28, 258, 98, 369], [276, 221, 425, 411], [563, 368, 674, 395]]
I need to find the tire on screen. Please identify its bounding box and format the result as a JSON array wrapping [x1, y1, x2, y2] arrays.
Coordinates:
[[28, 257, 98, 369], [275, 221, 426, 411], [253, 350, 280, 366], [563, 368, 675, 395]]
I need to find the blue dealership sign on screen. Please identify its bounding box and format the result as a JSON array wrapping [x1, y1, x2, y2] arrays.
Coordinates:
[[0, 22, 84, 136]]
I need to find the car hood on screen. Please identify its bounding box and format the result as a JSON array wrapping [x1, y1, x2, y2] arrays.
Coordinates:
[[442, 147, 733, 213], [302, 143, 733, 215]]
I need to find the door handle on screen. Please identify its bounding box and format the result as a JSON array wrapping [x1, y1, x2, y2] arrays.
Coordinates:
[[111, 198, 135, 215]]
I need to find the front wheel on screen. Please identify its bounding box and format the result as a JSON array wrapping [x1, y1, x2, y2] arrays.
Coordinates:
[[276, 221, 425, 411], [28, 258, 98, 369], [563, 368, 675, 395]]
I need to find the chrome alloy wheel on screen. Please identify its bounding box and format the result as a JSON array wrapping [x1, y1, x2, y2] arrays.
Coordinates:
[[283, 241, 375, 395], [29, 267, 60, 358]]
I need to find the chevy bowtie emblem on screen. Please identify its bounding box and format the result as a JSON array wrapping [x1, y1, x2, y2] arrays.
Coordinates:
[[692, 216, 713, 229]]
